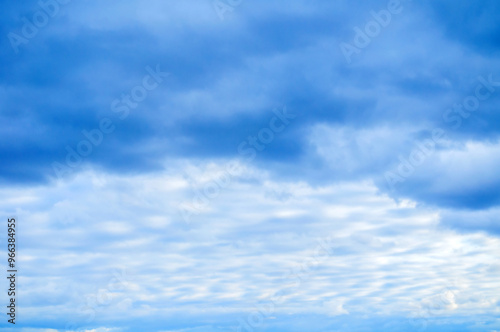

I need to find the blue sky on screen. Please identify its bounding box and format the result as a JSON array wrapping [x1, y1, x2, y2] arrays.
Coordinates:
[[1, 0, 500, 331]]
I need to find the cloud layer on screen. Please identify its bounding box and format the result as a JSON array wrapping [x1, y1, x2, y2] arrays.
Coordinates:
[[2, 0, 500, 331]]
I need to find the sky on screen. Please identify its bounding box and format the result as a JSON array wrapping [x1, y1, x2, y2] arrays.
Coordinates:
[[1, 0, 500, 331]]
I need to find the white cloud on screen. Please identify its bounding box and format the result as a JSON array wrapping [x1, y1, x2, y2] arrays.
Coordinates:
[[0, 161, 498, 328]]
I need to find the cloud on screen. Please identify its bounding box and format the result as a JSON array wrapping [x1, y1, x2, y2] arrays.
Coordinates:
[[0, 163, 498, 330], [380, 139, 500, 209]]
